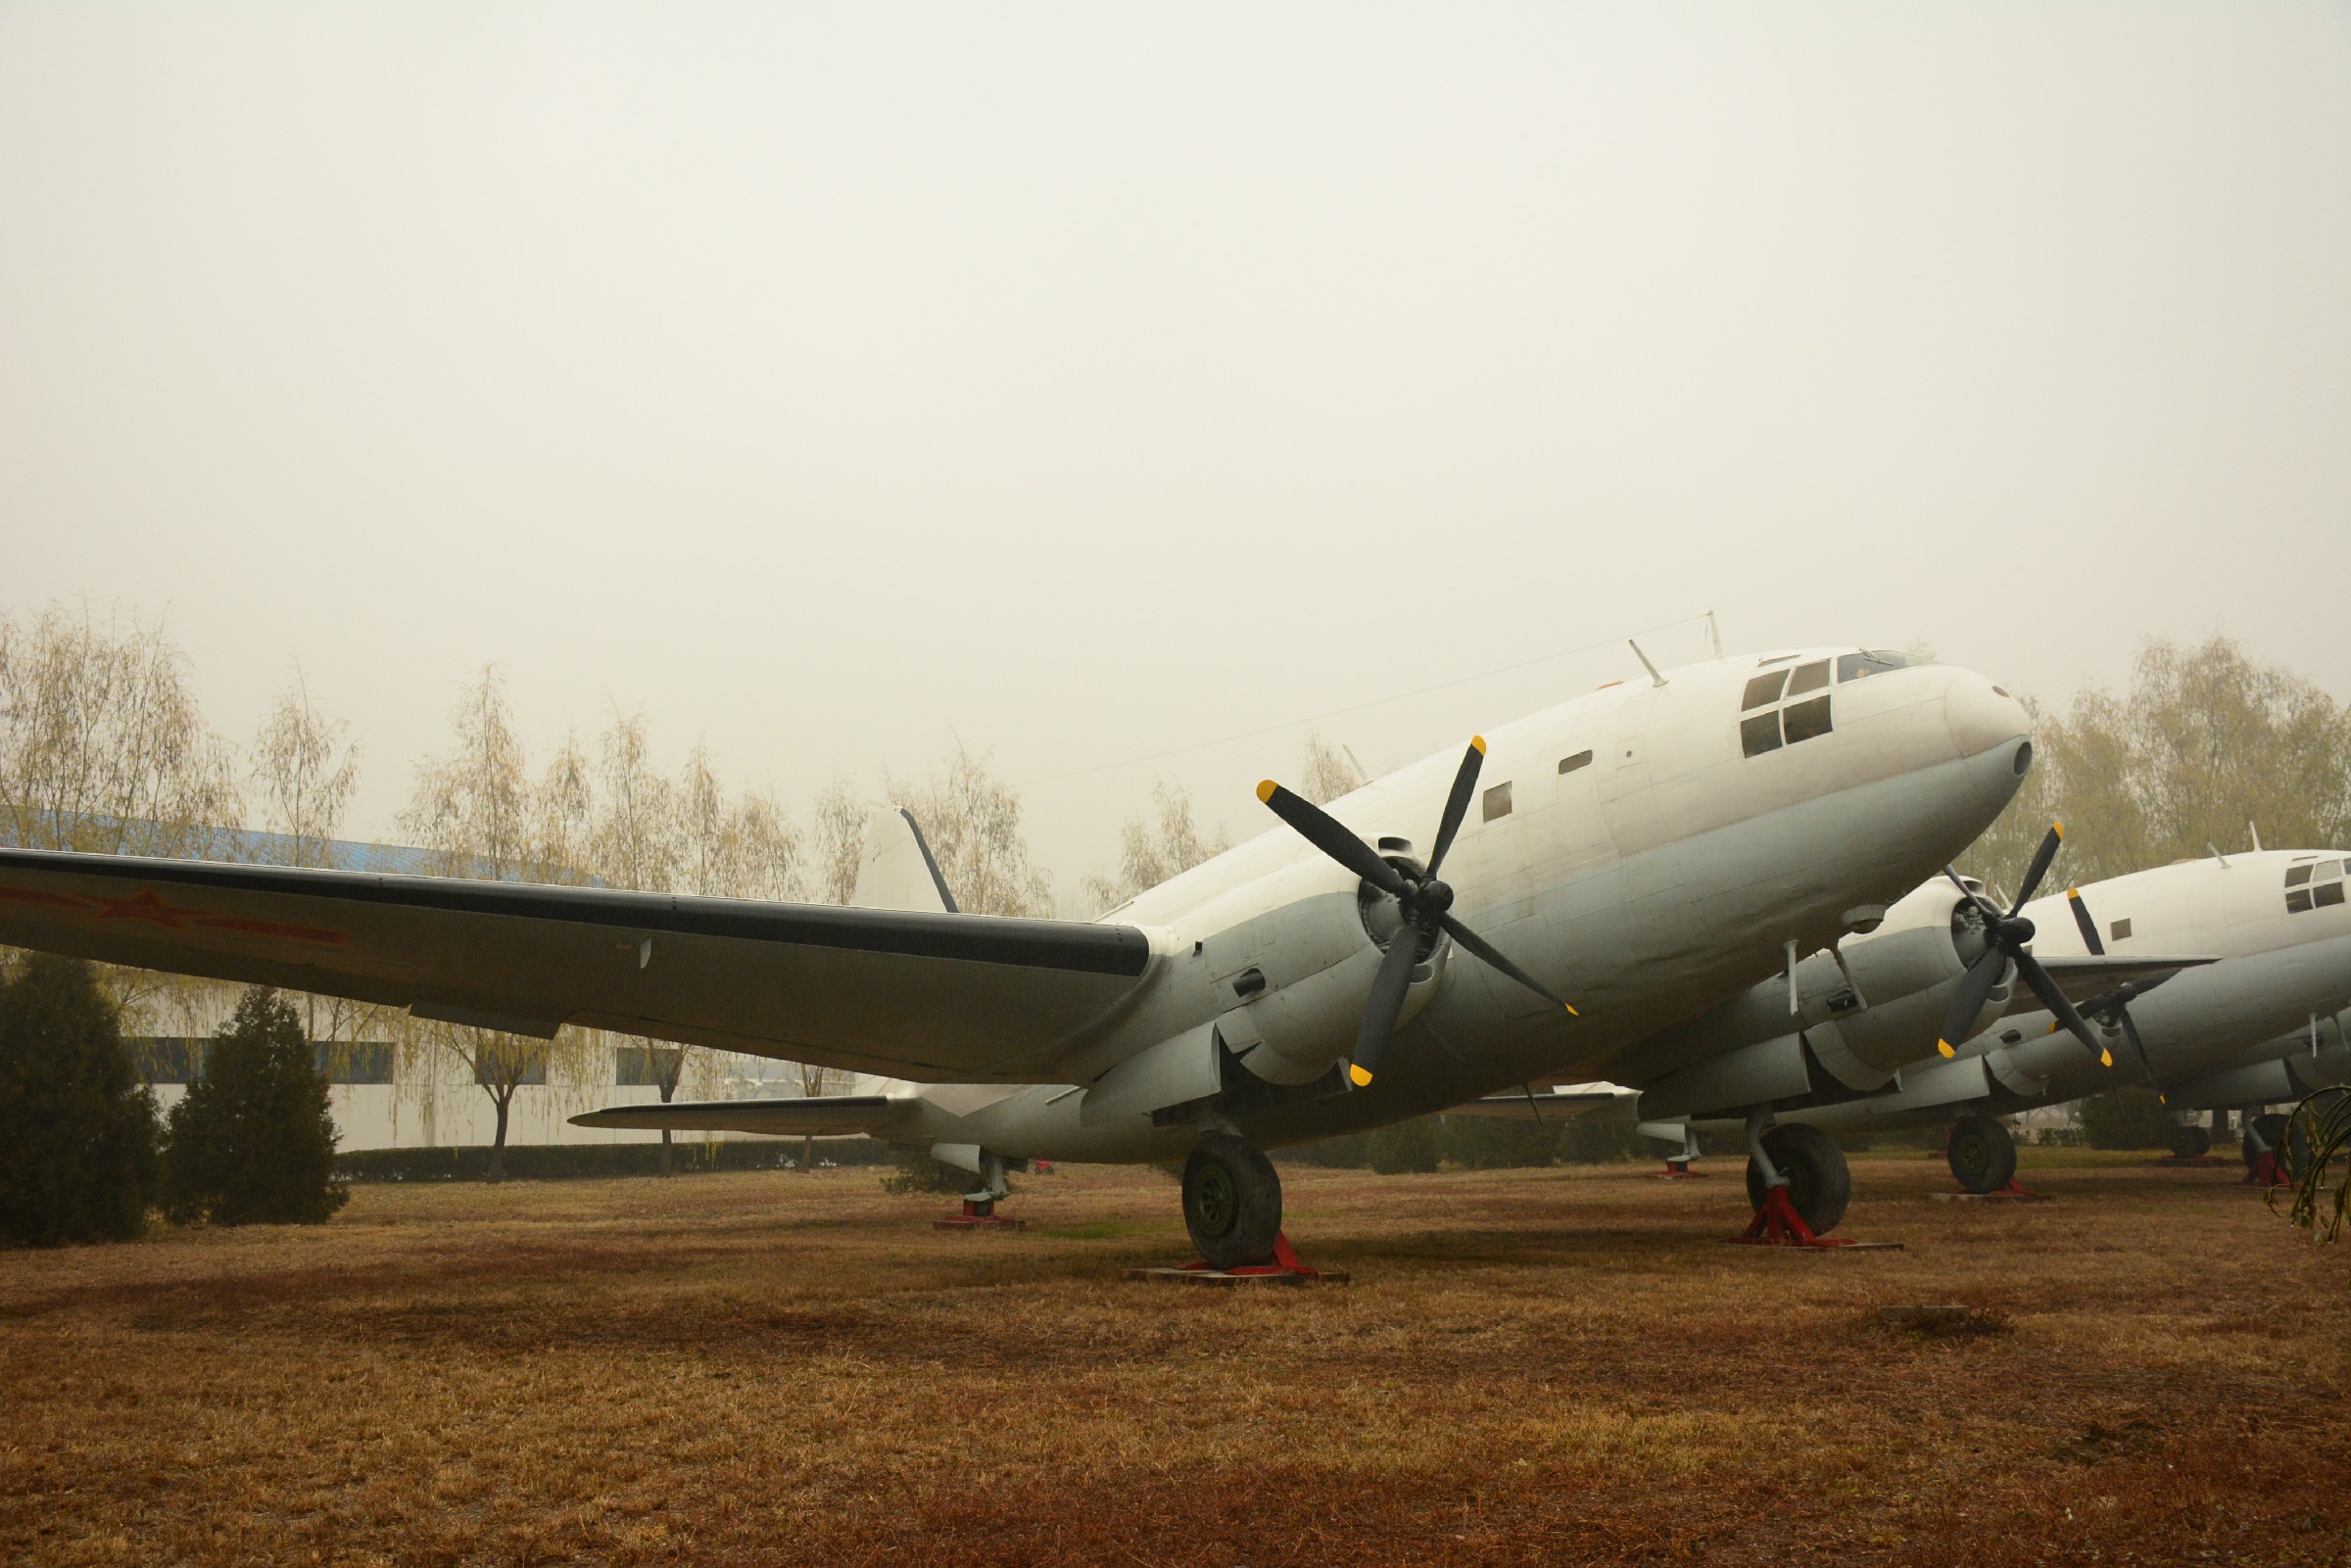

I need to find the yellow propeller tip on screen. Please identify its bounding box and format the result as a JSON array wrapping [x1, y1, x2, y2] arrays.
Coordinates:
[[1256, 780, 1278, 803], [1937, 1039, 1956, 1059], [2100, 1051, 2114, 1068], [2158, 1096, 2168, 1106], [1563, 1003, 1579, 1017], [2068, 887, 2081, 899], [1470, 735, 1487, 754], [1348, 1064, 1373, 1088], [2052, 820, 2065, 838]]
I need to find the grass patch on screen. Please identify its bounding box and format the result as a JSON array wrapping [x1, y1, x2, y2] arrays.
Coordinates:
[[1, 1158, 2341, 1566]]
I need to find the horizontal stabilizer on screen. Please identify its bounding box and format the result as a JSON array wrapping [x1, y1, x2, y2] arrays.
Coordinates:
[[1445, 1082, 1637, 1121], [570, 1094, 907, 1139]]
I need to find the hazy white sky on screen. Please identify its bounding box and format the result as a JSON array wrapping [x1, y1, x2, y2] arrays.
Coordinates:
[[4, 3, 2347, 903]]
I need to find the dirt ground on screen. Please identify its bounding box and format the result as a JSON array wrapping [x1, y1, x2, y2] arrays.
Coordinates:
[[2, 1151, 2345, 1567]]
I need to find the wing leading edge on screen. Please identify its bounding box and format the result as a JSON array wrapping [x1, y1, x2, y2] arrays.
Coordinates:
[[0, 848, 1153, 1082]]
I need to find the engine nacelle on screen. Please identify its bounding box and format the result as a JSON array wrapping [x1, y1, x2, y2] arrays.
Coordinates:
[[1184, 857, 1442, 1085], [1824, 877, 2008, 1072]]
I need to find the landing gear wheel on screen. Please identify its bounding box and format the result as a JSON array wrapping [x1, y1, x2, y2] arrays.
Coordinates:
[[2170, 1124, 2212, 1160], [1743, 1124, 1852, 1236], [1183, 1134, 1282, 1270], [1946, 1115, 2018, 1194]]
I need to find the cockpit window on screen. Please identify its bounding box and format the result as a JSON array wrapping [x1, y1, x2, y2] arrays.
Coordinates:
[[1837, 649, 1929, 683], [1739, 663, 1836, 757], [2286, 859, 2345, 914], [1742, 671, 1789, 710]]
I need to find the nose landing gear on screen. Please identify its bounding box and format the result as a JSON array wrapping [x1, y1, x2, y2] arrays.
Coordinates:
[[1731, 1116, 1893, 1249]]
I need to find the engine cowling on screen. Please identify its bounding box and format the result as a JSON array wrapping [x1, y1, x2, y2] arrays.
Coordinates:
[[1827, 878, 2009, 1072]]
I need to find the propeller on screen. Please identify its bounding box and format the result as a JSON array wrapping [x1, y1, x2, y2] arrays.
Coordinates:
[[1934, 822, 2114, 1071], [1257, 736, 1574, 1087], [2065, 886, 2167, 1102]]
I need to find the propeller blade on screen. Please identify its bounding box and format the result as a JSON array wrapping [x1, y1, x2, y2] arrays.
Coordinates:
[[1436, 913, 1576, 1015], [1257, 782, 1407, 897], [2116, 1008, 2164, 1101], [2066, 886, 2105, 956], [1936, 948, 2007, 1058], [1424, 736, 1487, 879], [1348, 926, 1425, 1087], [2015, 951, 2112, 1068], [2009, 822, 2065, 914]]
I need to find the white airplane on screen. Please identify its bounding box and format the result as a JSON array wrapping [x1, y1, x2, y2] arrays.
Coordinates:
[[0, 644, 2035, 1267], [1642, 846, 2351, 1198]]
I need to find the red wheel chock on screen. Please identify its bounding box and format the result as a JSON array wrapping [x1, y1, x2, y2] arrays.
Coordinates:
[[1655, 1160, 1706, 1180], [1125, 1231, 1349, 1285], [1728, 1185, 1860, 1249], [935, 1197, 1027, 1231], [1992, 1178, 2042, 1199], [2244, 1152, 2290, 1189]]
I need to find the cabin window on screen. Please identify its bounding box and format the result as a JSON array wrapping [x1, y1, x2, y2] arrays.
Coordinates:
[[1743, 671, 1789, 710], [1483, 782, 1513, 822], [2109, 918, 2133, 941], [2287, 889, 2313, 913], [1558, 749, 1593, 774], [1836, 649, 1927, 683], [1782, 695, 1834, 743], [2318, 881, 2346, 909], [2285, 863, 2313, 886], [1787, 659, 1831, 697], [1740, 711, 1783, 757]]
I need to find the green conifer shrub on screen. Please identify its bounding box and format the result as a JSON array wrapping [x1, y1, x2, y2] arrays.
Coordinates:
[[1367, 1116, 1441, 1174], [2076, 1087, 2179, 1150], [163, 986, 347, 1225], [0, 953, 160, 1246]]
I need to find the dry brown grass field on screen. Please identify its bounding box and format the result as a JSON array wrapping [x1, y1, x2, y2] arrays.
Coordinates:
[[2, 1151, 2345, 1567]]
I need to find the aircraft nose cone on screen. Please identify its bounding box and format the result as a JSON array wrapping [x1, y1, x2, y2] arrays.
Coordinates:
[[1943, 668, 2032, 763]]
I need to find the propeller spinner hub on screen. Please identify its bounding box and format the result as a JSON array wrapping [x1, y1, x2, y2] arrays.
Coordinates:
[[2003, 914, 2036, 948], [1413, 878, 1456, 919]]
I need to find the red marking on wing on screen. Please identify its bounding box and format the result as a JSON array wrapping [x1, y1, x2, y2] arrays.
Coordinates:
[[0, 881, 347, 946], [0, 885, 94, 912], [194, 915, 348, 946]]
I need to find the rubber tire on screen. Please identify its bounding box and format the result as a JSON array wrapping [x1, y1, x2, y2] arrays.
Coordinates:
[[2246, 1113, 2289, 1168], [1743, 1123, 1853, 1236], [1946, 1115, 2018, 1193], [1182, 1134, 1282, 1270], [2170, 1124, 2212, 1160]]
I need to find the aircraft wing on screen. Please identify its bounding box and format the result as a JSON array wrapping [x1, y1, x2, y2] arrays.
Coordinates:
[[1445, 1083, 1637, 1121], [1998, 954, 2214, 1016], [571, 1095, 911, 1138], [0, 848, 1153, 1082]]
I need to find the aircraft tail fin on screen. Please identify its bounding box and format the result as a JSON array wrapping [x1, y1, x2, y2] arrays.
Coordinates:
[[850, 807, 958, 914]]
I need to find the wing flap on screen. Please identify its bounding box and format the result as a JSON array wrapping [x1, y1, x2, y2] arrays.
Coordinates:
[[1445, 1083, 1636, 1121], [570, 1095, 907, 1139], [0, 848, 1154, 1081], [2001, 953, 2213, 1014]]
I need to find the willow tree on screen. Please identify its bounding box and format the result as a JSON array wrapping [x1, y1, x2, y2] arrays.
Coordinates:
[[1298, 730, 1368, 807], [1959, 637, 2351, 891], [892, 744, 1052, 918], [0, 602, 241, 1036], [1082, 781, 1227, 913], [397, 669, 596, 1179], [249, 672, 365, 1048]]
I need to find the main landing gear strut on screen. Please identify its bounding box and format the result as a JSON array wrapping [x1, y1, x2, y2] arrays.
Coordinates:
[[1132, 1133, 1333, 1282], [1733, 1114, 1859, 1248]]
